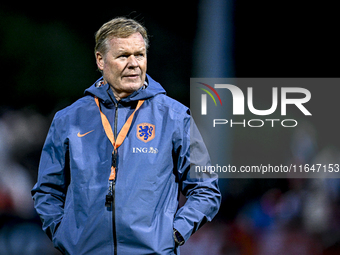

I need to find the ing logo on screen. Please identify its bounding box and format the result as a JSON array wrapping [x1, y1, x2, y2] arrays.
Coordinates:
[[198, 82, 223, 115]]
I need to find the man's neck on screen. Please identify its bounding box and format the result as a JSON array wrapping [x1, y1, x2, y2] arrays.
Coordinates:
[[102, 78, 132, 101]]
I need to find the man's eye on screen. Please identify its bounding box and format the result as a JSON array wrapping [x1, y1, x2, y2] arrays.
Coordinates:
[[119, 54, 129, 58]]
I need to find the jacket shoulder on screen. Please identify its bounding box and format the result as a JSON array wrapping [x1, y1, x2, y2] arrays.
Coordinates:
[[152, 94, 190, 118], [54, 95, 94, 120]]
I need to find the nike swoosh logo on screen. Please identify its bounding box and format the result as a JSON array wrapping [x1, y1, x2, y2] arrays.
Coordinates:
[[77, 130, 94, 137]]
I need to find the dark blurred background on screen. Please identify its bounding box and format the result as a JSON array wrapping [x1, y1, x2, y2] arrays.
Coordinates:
[[1, 1, 339, 254]]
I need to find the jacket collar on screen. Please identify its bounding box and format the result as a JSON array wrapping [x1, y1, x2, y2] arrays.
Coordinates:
[[84, 74, 166, 107]]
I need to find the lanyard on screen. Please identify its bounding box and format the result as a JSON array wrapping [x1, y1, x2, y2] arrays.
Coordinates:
[[95, 96, 144, 181]]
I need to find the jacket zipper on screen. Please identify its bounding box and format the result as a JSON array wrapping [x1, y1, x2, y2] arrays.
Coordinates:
[[112, 101, 118, 255], [106, 90, 118, 255]]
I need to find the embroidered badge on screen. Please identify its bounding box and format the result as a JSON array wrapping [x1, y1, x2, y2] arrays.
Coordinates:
[[137, 123, 155, 143]]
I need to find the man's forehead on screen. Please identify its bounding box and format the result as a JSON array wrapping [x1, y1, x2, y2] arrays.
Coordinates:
[[108, 33, 146, 50]]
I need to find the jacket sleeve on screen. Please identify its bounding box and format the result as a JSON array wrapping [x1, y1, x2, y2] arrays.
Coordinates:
[[173, 112, 221, 243], [31, 115, 69, 240]]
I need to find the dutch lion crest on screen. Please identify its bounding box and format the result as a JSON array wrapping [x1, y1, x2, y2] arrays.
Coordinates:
[[137, 123, 155, 143]]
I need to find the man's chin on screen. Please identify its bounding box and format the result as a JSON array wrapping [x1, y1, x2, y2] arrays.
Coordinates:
[[123, 82, 144, 92], [122, 77, 144, 88]]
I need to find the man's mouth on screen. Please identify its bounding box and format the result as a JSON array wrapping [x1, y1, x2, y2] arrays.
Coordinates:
[[124, 74, 140, 78]]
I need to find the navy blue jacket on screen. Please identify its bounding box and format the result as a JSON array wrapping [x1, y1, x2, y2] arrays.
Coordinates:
[[32, 74, 221, 254]]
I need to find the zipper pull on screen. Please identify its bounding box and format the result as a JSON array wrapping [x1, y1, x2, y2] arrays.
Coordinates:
[[105, 194, 113, 207], [112, 150, 117, 168], [105, 180, 115, 207]]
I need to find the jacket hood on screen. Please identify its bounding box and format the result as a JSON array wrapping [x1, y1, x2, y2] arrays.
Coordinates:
[[84, 74, 166, 105]]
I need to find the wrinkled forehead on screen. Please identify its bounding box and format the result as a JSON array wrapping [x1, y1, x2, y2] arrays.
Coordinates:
[[107, 33, 146, 53]]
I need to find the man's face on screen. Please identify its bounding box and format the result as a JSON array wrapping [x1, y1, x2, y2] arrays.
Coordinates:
[[96, 32, 147, 99]]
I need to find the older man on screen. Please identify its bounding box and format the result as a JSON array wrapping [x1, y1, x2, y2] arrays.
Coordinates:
[[32, 17, 221, 255]]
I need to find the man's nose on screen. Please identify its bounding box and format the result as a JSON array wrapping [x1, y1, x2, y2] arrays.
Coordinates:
[[127, 55, 138, 67]]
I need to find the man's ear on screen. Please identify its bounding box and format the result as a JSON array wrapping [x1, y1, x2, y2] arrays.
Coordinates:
[[96, 52, 104, 71]]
